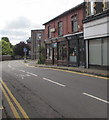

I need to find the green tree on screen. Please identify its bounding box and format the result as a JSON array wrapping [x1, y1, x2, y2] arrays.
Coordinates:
[[1, 37, 10, 43], [13, 41, 30, 57], [38, 46, 46, 64], [1, 37, 13, 48], [0, 40, 13, 55]]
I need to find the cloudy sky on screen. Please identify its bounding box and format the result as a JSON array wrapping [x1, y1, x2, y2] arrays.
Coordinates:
[[0, 0, 83, 45]]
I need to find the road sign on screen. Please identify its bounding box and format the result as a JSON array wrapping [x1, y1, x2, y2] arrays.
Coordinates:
[[23, 48, 27, 52]]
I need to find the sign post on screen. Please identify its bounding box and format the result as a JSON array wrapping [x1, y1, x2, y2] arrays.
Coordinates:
[[23, 48, 27, 63]]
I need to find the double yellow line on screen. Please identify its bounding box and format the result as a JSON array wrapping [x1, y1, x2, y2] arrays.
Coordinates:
[[0, 80, 30, 120]]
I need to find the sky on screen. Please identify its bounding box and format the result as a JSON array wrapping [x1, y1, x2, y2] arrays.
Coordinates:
[[0, 0, 83, 45]]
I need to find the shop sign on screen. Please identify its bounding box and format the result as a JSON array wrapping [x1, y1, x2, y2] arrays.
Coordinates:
[[50, 28, 56, 33], [52, 43, 57, 48], [67, 37, 72, 40]]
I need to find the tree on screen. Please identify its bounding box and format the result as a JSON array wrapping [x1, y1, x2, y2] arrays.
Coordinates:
[[1, 37, 13, 49], [1, 37, 10, 43], [13, 41, 30, 57], [37, 45, 46, 64], [0, 40, 13, 55]]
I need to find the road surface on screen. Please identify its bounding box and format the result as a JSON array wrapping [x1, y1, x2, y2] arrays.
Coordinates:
[[0, 60, 108, 119]]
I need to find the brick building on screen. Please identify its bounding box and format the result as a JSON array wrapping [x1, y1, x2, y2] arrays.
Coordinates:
[[31, 29, 45, 60], [43, 3, 85, 67]]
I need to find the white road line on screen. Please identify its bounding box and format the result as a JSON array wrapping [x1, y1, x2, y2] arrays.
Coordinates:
[[26, 72, 38, 77], [0, 107, 4, 110], [43, 78, 66, 87], [8, 64, 12, 68], [19, 70, 25, 72], [83, 93, 109, 104]]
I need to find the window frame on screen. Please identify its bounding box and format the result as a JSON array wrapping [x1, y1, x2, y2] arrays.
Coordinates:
[[58, 21, 63, 36], [71, 15, 78, 33]]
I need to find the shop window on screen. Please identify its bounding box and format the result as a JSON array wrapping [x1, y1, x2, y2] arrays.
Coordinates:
[[58, 21, 63, 36], [69, 39, 77, 63], [58, 42, 67, 60], [89, 37, 109, 66], [71, 16, 78, 33], [46, 45, 52, 60]]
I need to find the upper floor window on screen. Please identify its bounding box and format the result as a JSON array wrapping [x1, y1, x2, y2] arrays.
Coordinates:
[[71, 16, 78, 33], [48, 26, 51, 38], [103, 0, 109, 10], [85, 0, 109, 16], [58, 21, 63, 36], [37, 33, 42, 40]]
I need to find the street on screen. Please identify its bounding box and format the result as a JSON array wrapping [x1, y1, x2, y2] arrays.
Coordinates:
[[0, 60, 108, 119]]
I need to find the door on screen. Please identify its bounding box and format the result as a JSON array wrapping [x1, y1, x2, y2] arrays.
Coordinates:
[[78, 39, 85, 66]]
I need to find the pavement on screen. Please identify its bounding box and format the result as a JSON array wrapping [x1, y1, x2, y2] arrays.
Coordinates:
[[26, 60, 109, 78]]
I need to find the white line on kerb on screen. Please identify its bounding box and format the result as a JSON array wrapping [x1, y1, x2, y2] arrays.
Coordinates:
[[26, 72, 38, 77], [43, 78, 66, 87], [83, 93, 109, 104]]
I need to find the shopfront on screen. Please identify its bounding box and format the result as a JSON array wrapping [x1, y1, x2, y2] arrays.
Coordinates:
[[66, 32, 85, 67], [89, 37, 109, 69]]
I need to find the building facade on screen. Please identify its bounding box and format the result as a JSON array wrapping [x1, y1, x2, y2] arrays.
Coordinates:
[[83, 0, 109, 69], [43, 3, 85, 67], [31, 29, 45, 60]]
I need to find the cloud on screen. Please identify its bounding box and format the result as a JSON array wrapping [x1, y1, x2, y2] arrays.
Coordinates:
[[0, 29, 28, 36], [0, 16, 44, 45], [5, 16, 31, 30]]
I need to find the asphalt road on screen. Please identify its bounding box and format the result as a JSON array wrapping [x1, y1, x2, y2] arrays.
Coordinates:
[[0, 60, 109, 119]]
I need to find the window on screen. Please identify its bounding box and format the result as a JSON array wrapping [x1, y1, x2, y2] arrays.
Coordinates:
[[94, 2, 103, 14], [89, 37, 109, 66], [85, 0, 109, 16], [58, 42, 67, 60], [103, 0, 109, 10], [58, 22, 63, 36], [46, 44, 52, 60], [37, 33, 41, 40], [69, 39, 77, 63], [71, 16, 78, 33], [48, 26, 51, 38]]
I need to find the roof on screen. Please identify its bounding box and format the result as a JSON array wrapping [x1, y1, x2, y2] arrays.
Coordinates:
[[31, 29, 45, 32], [43, 2, 84, 25]]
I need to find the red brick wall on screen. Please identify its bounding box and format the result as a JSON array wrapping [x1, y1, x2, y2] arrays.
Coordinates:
[[44, 6, 84, 40]]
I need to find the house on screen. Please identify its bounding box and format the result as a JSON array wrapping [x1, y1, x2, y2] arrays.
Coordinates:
[[43, 3, 85, 67], [31, 29, 45, 60], [83, 0, 109, 69]]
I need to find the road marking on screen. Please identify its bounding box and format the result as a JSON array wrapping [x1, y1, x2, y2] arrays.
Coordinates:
[[83, 92, 109, 104], [22, 61, 108, 80], [8, 64, 12, 68], [1, 80, 30, 119], [26, 74, 30, 77], [26, 72, 38, 77], [0, 84, 21, 119], [0, 107, 4, 110], [19, 70, 25, 72], [43, 78, 66, 87], [43, 68, 109, 80]]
